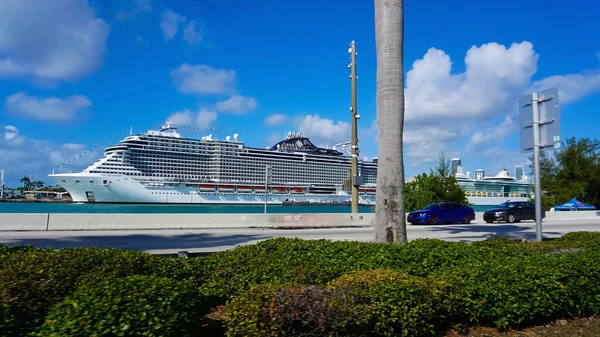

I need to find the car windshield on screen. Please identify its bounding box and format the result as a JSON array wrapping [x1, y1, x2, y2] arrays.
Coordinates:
[[496, 202, 517, 209]]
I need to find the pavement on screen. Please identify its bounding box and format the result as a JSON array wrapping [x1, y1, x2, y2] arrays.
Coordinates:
[[0, 219, 598, 255]]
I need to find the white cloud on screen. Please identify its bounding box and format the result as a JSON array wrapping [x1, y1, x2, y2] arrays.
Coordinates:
[[405, 41, 537, 125], [183, 20, 204, 45], [5, 92, 92, 122], [116, 0, 152, 21], [368, 41, 600, 168], [216, 95, 257, 114], [167, 108, 218, 129], [196, 109, 218, 128], [465, 115, 518, 152], [0, 0, 109, 83], [160, 9, 186, 41], [265, 114, 287, 126], [266, 133, 281, 146], [0, 126, 97, 185], [170, 64, 236, 95], [3, 125, 18, 140], [297, 114, 349, 144], [63, 143, 85, 152], [530, 68, 600, 104]]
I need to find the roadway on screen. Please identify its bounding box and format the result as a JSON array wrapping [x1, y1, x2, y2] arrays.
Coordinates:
[[0, 219, 598, 255]]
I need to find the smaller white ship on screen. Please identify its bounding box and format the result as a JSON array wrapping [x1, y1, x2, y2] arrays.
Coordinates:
[[451, 158, 533, 206]]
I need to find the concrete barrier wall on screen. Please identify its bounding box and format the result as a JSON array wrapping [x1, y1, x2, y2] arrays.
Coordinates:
[[48, 213, 375, 231], [0, 213, 49, 231], [0, 211, 597, 231]]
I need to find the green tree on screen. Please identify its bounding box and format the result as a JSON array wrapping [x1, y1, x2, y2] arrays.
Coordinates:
[[20, 176, 31, 191], [533, 137, 600, 209], [403, 153, 469, 212], [32, 180, 44, 190]]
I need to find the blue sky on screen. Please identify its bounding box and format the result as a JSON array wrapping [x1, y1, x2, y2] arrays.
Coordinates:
[[1, 0, 599, 187]]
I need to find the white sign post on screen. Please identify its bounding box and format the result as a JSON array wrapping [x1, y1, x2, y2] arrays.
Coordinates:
[[519, 87, 561, 242]]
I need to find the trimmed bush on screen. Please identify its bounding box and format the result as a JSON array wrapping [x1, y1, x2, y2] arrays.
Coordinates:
[[0, 244, 40, 257], [36, 275, 207, 337], [445, 254, 571, 328], [198, 237, 486, 305], [0, 248, 161, 336], [555, 231, 600, 249], [225, 270, 459, 337]]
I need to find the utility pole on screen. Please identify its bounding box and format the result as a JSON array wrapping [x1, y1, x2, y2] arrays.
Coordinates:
[[264, 165, 271, 214], [348, 40, 361, 213]]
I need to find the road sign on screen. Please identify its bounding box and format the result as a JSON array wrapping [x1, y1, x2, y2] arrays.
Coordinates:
[[518, 87, 561, 242], [519, 87, 561, 153]]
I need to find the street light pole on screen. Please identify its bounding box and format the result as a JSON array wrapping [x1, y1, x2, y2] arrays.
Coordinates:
[[348, 41, 361, 213]]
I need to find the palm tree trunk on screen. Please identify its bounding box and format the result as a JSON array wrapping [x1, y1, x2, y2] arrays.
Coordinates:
[[374, 0, 407, 243]]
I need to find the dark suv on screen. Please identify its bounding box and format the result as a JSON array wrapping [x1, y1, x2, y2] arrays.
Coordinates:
[[483, 201, 546, 223]]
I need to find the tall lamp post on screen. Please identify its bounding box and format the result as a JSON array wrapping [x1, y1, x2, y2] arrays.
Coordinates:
[[348, 41, 361, 213]]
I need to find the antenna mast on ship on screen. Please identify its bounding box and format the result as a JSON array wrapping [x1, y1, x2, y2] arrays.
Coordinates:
[[348, 40, 361, 213]]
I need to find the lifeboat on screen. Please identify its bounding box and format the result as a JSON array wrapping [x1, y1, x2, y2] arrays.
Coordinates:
[[254, 186, 266, 192], [218, 185, 235, 192], [237, 186, 253, 193], [272, 187, 288, 194], [198, 185, 216, 191], [290, 187, 305, 194]]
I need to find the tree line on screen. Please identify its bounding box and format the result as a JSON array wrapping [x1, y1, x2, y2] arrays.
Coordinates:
[[373, 153, 469, 213], [12, 176, 66, 193], [534, 136, 600, 210]]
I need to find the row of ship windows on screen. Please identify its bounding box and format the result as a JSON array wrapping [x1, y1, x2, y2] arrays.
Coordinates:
[[124, 150, 355, 165], [97, 163, 375, 176]]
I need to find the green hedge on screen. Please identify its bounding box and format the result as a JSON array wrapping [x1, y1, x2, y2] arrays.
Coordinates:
[[225, 269, 460, 337], [36, 275, 207, 337], [0, 248, 161, 336], [1, 232, 600, 336]]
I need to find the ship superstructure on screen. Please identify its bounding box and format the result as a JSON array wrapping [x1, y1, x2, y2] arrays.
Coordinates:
[[454, 162, 533, 206], [49, 122, 378, 204]]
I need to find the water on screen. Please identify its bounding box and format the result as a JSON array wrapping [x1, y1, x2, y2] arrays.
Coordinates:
[[0, 202, 494, 213]]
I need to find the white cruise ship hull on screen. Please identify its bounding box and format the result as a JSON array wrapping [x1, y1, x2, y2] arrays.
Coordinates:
[[50, 173, 376, 205]]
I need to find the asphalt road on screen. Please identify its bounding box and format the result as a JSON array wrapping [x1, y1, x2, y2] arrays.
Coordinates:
[[1, 219, 598, 255]]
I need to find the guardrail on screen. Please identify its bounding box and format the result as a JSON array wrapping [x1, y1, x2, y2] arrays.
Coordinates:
[[0, 211, 597, 231]]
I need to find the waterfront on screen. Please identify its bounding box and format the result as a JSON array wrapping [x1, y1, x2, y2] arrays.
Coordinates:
[[0, 202, 495, 213]]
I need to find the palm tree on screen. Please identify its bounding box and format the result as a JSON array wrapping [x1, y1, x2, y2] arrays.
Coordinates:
[[20, 176, 31, 191], [32, 180, 44, 190], [374, 0, 407, 244]]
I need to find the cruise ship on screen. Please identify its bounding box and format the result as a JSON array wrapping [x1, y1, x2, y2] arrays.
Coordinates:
[[49, 122, 378, 205], [451, 158, 534, 207]]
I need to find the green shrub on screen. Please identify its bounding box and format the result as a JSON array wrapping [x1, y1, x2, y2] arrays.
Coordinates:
[[555, 231, 600, 249], [225, 270, 459, 337], [445, 254, 570, 328], [0, 244, 40, 257], [551, 249, 600, 316], [0, 248, 161, 336], [198, 237, 488, 305], [36, 275, 207, 337]]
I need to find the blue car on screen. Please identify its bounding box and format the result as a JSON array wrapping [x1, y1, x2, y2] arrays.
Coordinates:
[[407, 202, 475, 225]]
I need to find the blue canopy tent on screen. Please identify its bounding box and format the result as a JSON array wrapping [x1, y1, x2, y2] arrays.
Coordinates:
[[554, 198, 597, 211]]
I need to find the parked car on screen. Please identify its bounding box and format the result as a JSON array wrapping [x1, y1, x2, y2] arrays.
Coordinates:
[[483, 201, 546, 223], [407, 202, 475, 225]]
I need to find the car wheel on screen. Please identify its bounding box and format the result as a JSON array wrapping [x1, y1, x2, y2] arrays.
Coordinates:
[[507, 214, 515, 223], [485, 220, 493, 224], [462, 215, 471, 224], [428, 215, 438, 225]]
